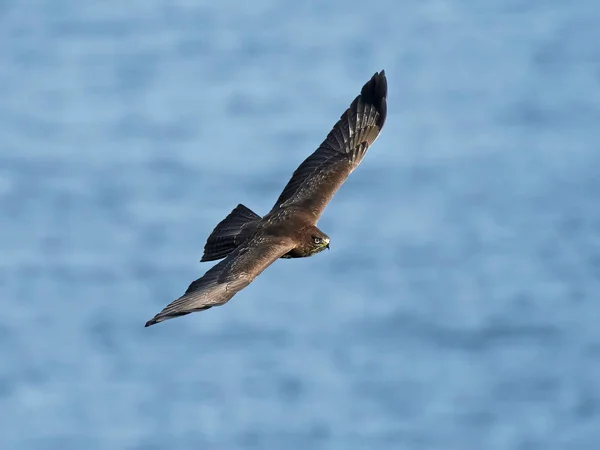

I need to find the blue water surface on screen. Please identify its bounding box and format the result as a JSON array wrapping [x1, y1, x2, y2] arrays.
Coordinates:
[[1, 1, 600, 449]]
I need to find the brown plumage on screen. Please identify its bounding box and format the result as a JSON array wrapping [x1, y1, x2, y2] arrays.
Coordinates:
[[145, 70, 388, 327]]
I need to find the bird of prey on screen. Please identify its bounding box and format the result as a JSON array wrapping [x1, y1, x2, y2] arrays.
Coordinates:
[[145, 70, 387, 327]]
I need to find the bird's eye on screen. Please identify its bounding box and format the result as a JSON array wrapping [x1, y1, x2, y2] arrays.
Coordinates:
[[313, 237, 322, 245]]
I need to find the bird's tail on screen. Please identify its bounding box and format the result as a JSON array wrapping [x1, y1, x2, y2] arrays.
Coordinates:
[[200, 204, 261, 262]]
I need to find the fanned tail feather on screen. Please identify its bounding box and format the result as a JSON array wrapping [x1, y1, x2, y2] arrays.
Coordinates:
[[200, 204, 261, 262]]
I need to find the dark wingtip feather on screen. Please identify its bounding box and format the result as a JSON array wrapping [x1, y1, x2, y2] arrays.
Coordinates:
[[360, 70, 388, 128], [144, 318, 157, 327]]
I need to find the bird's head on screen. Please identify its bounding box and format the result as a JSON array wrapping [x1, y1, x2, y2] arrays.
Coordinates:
[[304, 227, 330, 256]]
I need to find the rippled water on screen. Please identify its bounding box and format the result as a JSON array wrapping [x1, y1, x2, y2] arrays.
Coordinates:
[[1, 1, 600, 449]]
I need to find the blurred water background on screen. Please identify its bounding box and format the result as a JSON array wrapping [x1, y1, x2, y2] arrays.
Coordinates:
[[1, 1, 600, 449]]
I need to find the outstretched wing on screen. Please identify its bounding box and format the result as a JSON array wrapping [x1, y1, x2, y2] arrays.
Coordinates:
[[270, 70, 387, 221], [145, 236, 295, 326]]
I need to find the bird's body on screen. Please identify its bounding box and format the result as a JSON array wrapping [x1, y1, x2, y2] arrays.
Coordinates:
[[145, 70, 388, 327]]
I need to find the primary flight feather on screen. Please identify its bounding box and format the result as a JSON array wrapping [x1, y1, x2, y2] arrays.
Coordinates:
[[145, 70, 388, 327]]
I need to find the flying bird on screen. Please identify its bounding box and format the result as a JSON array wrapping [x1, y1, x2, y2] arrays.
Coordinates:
[[145, 70, 388, 327]]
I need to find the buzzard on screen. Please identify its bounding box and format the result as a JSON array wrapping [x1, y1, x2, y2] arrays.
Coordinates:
[[145, 70, 387, 327]]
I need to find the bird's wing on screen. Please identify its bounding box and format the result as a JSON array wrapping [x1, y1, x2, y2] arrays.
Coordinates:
[[270, 70, 387, 221], [145, 235, 295, 326]]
